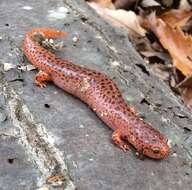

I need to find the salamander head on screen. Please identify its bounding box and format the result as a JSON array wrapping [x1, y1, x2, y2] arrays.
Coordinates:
[[142, 137, 170, 159]]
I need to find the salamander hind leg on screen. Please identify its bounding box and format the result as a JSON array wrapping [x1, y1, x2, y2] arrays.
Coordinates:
[[112, 130, 130, 152], [35, 70, 52, 88]]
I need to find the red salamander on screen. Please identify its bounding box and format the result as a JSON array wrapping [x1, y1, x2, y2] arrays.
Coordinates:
[[23, 28, 170, 159]]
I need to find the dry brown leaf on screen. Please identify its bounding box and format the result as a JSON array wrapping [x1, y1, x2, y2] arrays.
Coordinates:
[[88, 2, 146, 36], [141, 0, 160, 7], [159, 9, 192, 28], [148, 13, 192, 76], [114, 0, 138, 9], [175, 74, 192, 111], [179, 86, 192, 111], [140, 51, 170, 62], [150, 63, 170, 81], [180, 0, 192, 10], [140, 9, 192, 31]]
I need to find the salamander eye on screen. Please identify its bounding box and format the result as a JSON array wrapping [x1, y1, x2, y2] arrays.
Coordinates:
[[152, 147, 160, 154]]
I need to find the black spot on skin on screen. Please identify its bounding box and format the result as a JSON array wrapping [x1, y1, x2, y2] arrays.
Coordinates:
[[115, 106, 120, 111]]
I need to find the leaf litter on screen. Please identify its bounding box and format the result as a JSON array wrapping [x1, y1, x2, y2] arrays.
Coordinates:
[[86, 0, 192, 111]]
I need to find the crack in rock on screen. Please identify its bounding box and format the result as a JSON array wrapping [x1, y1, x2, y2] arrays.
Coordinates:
[[1, 80, 76, 190]]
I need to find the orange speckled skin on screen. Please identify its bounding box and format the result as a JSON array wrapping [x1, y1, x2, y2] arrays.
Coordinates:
[[23, 28, 169, 159]]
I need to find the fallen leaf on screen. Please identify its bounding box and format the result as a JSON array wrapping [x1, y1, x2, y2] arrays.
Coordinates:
[[176, 75, 192, 88], [130, 35, 153, 52], [148, 13, 192, 76], [149, 63, 170, 81], [178, 86, 192, 111], [179, 0, 192, 10], [160, 0, 178, 8], [114, 0, 138, 9], [140, 51, 170, 62], [141, 0, 160, 7], [88, 2, 146, 36], [159, 9, 192, 28]]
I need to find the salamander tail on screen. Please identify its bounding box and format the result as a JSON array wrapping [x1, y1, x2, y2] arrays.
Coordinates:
[[27, 28, 67, 39]]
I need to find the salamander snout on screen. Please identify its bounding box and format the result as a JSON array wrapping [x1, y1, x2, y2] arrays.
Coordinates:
[[143, 141, 170, 159]]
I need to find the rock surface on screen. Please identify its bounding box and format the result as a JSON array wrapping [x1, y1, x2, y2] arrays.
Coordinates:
[[0, 0, 192, 189]]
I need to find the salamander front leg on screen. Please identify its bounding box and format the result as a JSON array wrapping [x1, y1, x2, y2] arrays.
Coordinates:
[[35, 70, 52, 88], [135, 147, 145, 160], [112, 130, 129, 152]]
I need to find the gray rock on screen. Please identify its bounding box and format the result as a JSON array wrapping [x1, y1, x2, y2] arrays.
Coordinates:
[[0, 136, 40, 190], [0, 111, 7, 123]]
